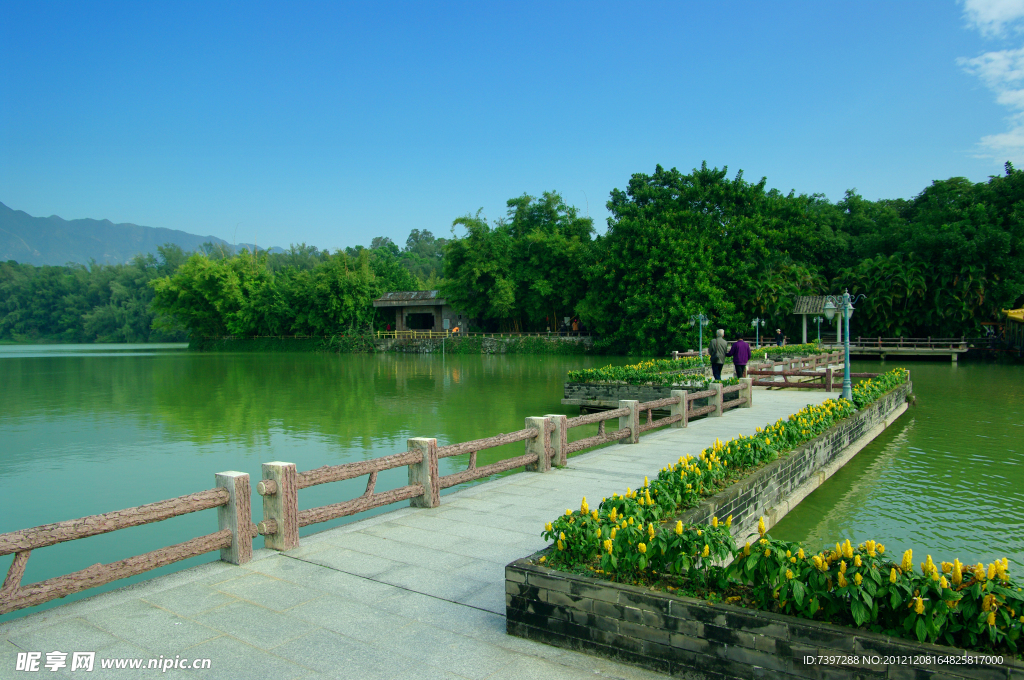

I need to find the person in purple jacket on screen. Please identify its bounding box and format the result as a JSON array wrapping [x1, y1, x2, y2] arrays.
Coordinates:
[[727, 334, 751, 378]]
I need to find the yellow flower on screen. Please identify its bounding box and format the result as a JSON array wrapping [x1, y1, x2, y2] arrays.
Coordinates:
[[839, 560, 847, 574], [565, 509, 572, 516], [865, 540, 876, 557], [837, 573, 847, 588], [797, 548, 805, 560], [644, 476, 649, 488], [914, 597, 925, 615], [545, 522, 552, 532], [725, 515, 733, 527], [628, 517, 634, 525], [674, 520, 683, 536], [975, 563, 986, 581], [604, 539, 613, 554], [941, 561, 952, 574], [940, 576, 948, 589], [538, 556, 546, 563], [854, 573, 863, 586], [987, 611, 996, 626], [648, 523, 655, 540], [854, 555, 862, 568], [952, 559, 963, 586], [702, 544, 710, 557], [902, 549, 913, 573], [785, 569, 794, 580], [743, 542, 751, 556], [842, 540, 853, 559], [711, 516, 719, 528], [988, 562, 997, 581], [638, 543, 647, 554], [758, 516, 766, 537], [890, 568, 898, 584], [559, 532, 566, 541], [609, 507, 618, 523], [557, 540, 564, 551], [580, 497, 589, 515], [790, 557, 796, 563], [877, 544, 885, 554], [982, 594, 993, 612], [591, 510, 599, 521], [765, 548, 771, 557]]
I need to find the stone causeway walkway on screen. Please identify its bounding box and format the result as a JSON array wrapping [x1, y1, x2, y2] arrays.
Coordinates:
[[1, 389, 831, 680]]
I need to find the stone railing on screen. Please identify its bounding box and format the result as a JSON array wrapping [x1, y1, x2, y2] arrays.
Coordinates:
[[0, 474, 251, 616], [0, 378, 756, 616]]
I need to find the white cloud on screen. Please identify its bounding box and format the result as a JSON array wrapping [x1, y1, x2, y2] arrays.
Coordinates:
[[960, 2, 1024, 161], [962, 0, 1024, 37]]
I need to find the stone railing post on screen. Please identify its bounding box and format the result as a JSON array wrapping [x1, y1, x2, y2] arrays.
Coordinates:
[[259, 462, 299, 551], [215, 471, 252, 565], [524, 417, 551, 472], [738, 378, 753, 408], [408, 438, 439, 508], [544, 414, 568, 467], [618, 400, 640, 443], [710, 383, 723, 417], [670, 390, 687, 428], [825, 367, 833, 393]]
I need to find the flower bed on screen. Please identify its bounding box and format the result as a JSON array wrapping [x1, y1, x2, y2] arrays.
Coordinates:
[[567, 343, 827, 385], [534, 369, 1023, 658]]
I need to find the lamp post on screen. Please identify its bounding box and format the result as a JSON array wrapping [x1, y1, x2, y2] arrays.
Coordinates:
[[823, 289, 866, 402], [750, 318, 766, 348], [813, 316, 824, 345], [688, 312, 709, 365]]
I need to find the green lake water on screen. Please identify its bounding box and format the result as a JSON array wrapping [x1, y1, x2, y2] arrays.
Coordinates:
[[772, 359, 1024, 573], [1, 346, 1021, 622], [0, 345, 628, 621]]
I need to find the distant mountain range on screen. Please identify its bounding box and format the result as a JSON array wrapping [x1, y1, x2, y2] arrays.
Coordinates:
[[0, 201, 283, 266]]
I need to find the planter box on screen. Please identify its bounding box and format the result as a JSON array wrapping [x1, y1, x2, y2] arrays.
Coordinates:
[[506, 558, 1023, 679], [506, 383, 1006, 679]]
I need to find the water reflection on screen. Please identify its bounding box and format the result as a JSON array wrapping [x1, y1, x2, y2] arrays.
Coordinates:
[[0, 346, 624, 621], [772, 360, 1024, 571]]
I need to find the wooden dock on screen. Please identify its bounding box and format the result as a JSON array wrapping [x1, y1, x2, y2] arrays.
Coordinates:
[[828, 337, 968, 361]]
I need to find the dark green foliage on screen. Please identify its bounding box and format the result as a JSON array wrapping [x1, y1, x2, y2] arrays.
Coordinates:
[[441, 192, 594, 333], [0, 245, 188, 342], [150, 247, 412, 339], [439, 164, 1024, 354]]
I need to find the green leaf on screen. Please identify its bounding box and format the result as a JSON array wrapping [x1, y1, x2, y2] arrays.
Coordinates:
[[851, 599, 869, 627], [792, 580, 806, 607], [915, 618, 927, 642], [891, 592, 902, 609]]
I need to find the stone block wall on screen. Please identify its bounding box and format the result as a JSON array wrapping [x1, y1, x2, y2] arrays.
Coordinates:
[[678, 382, 911, 546], [506, 559, 1023, 679]]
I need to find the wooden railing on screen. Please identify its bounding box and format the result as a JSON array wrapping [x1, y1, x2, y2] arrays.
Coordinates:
[[1, 378, 756, 616], [848, 337, 967, 350], [0, 474, 252, 616]]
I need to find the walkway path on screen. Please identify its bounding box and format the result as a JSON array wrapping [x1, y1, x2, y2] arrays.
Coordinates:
[[1, 389, 832, 680]]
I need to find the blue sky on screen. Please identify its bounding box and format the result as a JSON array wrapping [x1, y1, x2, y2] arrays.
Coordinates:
[[3, 0, 1024, 252]]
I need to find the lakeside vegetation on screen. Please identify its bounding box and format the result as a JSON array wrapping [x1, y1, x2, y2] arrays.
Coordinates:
[[2, 163, 1022, 351]]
